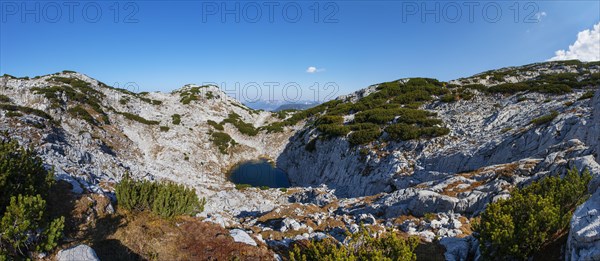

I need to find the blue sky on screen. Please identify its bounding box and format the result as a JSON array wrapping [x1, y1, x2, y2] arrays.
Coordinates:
[[1, 1, 599, 102]]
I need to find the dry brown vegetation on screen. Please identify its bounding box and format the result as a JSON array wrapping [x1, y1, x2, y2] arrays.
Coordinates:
[[45, 181, 274, 261], [256, 203, 346, 240]]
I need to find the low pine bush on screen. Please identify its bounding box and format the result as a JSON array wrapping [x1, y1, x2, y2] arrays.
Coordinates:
[[207, 120, 224, 131], [289, 227, 419, 261], [117, 111, 160, 125], [68, 105, 97, 126], [221, 113, 258, 136], [0, 137, 64, 258], [578, 90, 595, 100], [474, 168, 592, 260], [172, 114, 181, 125], [348, 129, 381, 145], [210, 131, 236, 154], [115, 175, 205, 218]]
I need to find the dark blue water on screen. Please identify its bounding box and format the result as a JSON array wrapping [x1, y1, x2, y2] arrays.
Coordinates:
[[229, 159, 291, 188]]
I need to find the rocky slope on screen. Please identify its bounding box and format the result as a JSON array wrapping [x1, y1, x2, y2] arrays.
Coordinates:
[[2, 60, 599, 260], [0, 72, 297, 217], [276, 61, 600, 259]]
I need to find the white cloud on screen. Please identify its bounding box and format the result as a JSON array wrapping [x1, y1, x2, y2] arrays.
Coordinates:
[[534, 11, 546, 21], [549, 22, 600, 62], [306, 66, 325, 73]]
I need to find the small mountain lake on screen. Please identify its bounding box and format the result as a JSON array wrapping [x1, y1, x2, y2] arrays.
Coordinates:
[[228, 159, 291, 188]]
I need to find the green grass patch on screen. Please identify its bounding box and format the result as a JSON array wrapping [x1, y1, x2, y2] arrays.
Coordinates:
[[235, 184, 252, 190]]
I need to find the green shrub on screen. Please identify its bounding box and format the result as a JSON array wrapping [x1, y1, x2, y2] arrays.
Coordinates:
[[32, 82, 108, 123], [206, 91, 214, 99], [4, 111, 22, 117], [316, 115, 344, 125], [474, 168, 591, 260], [179, 86, 210, 105], [317, 124, 350, 137], [392, 90, 433, 104], [289, 227, 419, 261], [386, 124, 420, 141], [117, 111, 160, 125], [349, 123, 380, 131], [207, 120, 224, 131], [221, 113, 258, 136], [275, 109, 296, 119], [0, 139, 54, 212], [0, 137, 64, 258], [263, 78, 451, 142], [119, 97, 130, 105], [530, 111, 558, 126], [115, 175, 205, 218], [440, 94, 457, 103], [348, 129, 381, 145], [578, 90, 595, 100], [354, 109, 398, 124], [68, 105, 97, 126], [262, 122, 285, 133], [419, 126, 450, 138], [279, 188, 288, 193], [172, 114, 181, 125], [160, 126, 170, 132], [0, 95, 10, 103], [1, 195, 65, 255], [0, 104, 53, 121], [180, 95, 198, 105], [210, 131, 236, 154], [462, 84, 488, 92], [457, 89, 475, 100], [535, 84, 572, 94]]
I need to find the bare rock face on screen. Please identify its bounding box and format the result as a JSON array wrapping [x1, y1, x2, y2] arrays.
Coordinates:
[[566, 89, 600, 261], [229, 229, 257, 246], [566, 190, 600, 261], [56, 245, 100, 261]]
